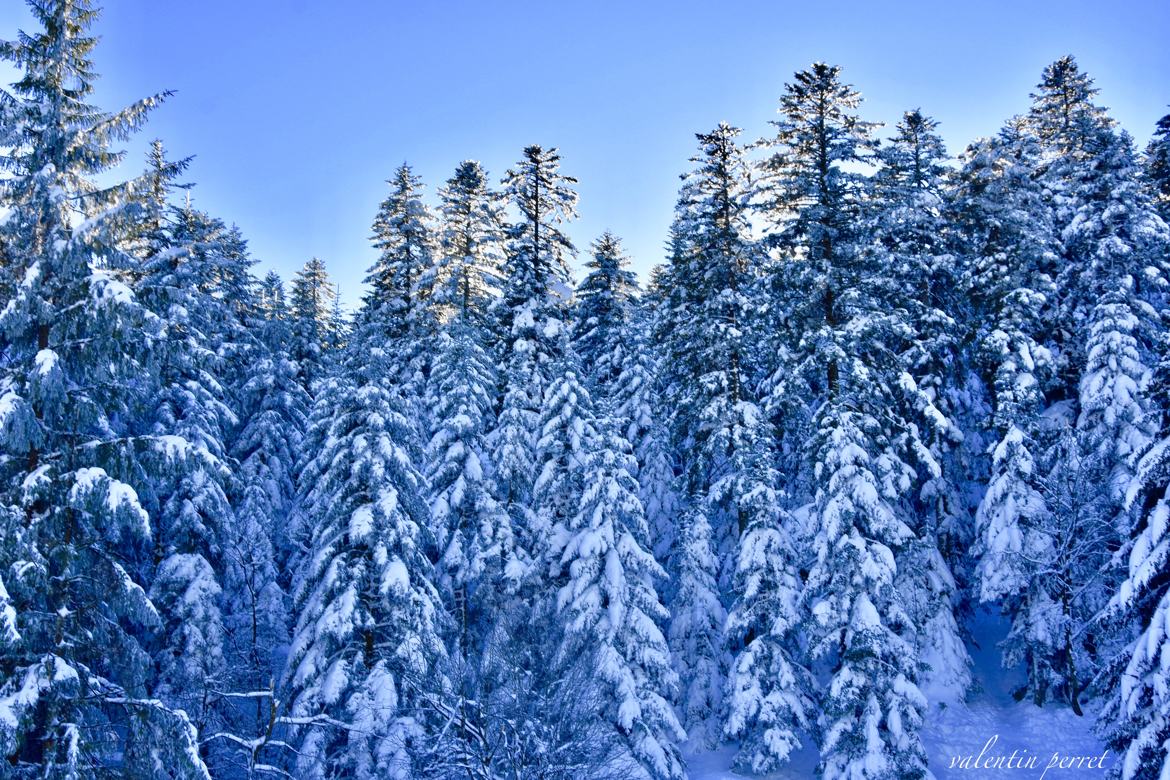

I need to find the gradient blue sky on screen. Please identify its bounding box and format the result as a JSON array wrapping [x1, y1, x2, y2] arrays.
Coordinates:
[[3, 1, 1168, 307]]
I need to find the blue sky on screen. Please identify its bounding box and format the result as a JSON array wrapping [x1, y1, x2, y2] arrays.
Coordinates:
[[2, 0, 1168, 307]]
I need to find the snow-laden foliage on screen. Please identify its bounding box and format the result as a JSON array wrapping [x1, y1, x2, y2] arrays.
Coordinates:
[[288, 257, 340, 389], [2, 8, 1169, 775], [426, 324, 516, 642], [1107, 434, 1170, 780], [496, 143, 578, 384], [669, 506, 726, 748], [612, 315, 680, 563], [550, 419, 685, 779], [572, 231, 639, 393], [532, 359, 599, 570], [721, 436, 813, 774], [360, 163, 439, 415], [0, 2, 208, 774], [431, 160, 506, 329], [285, 361, 445, 779], [806, 410, 929, 780], [1148, 112, 1170, 221]]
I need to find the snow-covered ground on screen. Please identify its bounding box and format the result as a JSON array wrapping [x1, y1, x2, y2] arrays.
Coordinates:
[[687, 611, 1111, 779]]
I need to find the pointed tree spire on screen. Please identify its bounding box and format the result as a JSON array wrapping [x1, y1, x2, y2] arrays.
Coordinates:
[[572, 231, 639, 393]]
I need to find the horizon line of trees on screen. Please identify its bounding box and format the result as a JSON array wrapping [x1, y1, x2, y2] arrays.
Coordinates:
[[1, 2, 1169, 779]]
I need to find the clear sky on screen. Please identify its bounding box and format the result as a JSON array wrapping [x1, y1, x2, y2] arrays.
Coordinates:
[[2, 0, 1168, 307]]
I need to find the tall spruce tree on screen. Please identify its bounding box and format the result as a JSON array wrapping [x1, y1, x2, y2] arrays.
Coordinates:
[[218, 298, 311, 770], [498, 145, 578, 350], [658, 123, 769, 745], [491, 145, 579, 573], [659, 124, 761, 536], [431, 160, 506, 329], [135, 195, 244, 763], [284, 341, 446, 779], [1027, 56, 1116, 382], [762, 63, 930, 777], [0, 1, 208, 774], [549, 417, 685, 779], [1029, 58, 1168, 709], [361, 163, 438, 410], [869, 110, 973, 702]]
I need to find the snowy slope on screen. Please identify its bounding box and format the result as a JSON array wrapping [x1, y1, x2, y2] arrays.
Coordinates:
[[687, 610, 1111, 779]]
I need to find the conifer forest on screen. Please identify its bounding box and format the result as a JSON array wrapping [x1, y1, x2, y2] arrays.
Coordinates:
[[1, 1, 1170, 778]]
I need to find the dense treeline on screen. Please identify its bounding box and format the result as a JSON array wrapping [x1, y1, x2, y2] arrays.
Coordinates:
[[1, 2, 1168, 778]]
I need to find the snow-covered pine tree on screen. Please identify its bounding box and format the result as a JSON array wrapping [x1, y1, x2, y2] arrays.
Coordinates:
[[869, 109, 973, 703], [1062, 129, 1170, 739], [361, 163, 439, 412], [167, 199, 259, 415], [257, 270, 288, 327], [758, 61, 878, 421], [571, 231, 639, 393], [1031, 58, 1168, 708], [1069, 127, 1166, 515], [491, 145, 579, 571], [216, 294, 311, 772], [762, 63, 930, 777], [1103, 333, 1170, 779], [1028, 56, 1114, 158], [412, 311, 527, 777], [431, 159, 506, 330], [423, 163, 513, 659], [612, 311, 679, 564], [0, 1, 208, 774], [660, 122, 811, 757], [956, 119, 1075, 709], [494, 355, 604, 766], [659, 124, 763, 552], [284, 341, 446, 779], [1026, 56, 1117, 379], [549, 416, 685, 779], [288, 256, 338, 391], [955, 123, 1059, 470], [868, 109, 962, 450], [325, 284, 349, 355], [134, 175, 249, 763], [425, 323, 514, 648], [497, 145, 578, 370]]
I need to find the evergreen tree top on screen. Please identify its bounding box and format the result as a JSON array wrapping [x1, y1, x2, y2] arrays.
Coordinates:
[[431, 159, 505, 325], [501, 144, 580, 303], [366, 163, 434, 297], [1146, 110, 1170, 216], [504, 145, 579, 219], [577, 232, 637, 298], [2, 0, 172, 185], [874, 109, 949, 195], [675, 123, 755, 266], [1028, 55, 1115, 157], [767, 62, 880, 172], [761, 63, 879, 258]]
